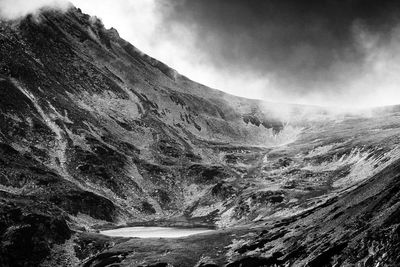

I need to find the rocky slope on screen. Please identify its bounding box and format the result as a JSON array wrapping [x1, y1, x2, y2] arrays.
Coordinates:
[[1, 6, 400, 267]]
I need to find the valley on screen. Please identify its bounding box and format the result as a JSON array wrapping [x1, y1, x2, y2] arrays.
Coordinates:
[[1, 6, 400, 267]]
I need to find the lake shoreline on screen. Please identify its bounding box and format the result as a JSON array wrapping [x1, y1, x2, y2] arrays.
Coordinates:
[[100, 226, 216, 238], [94, 216, 217, 231]]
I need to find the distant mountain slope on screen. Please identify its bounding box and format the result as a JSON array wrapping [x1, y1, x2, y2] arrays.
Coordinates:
[[1, 6, 400, 267]]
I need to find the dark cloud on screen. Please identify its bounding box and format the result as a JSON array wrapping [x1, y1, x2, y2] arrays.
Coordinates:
[[3, 0, 399, 106], [159, 0, 400, 96]]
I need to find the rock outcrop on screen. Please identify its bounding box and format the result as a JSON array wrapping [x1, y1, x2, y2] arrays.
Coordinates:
[[1, 6, 400, 267]]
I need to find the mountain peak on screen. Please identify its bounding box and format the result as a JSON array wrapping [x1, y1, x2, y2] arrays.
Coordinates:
[[1, 3, 400, 267]]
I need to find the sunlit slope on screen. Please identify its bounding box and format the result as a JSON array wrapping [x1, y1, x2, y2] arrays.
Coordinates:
[[0, 7, 301, 227], [1, 6, 400, 267]]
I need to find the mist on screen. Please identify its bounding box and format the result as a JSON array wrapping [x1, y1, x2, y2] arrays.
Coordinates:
[[158, 0, 400, 108], [0, 0, 71, 19], [1, 0, 400, 108]]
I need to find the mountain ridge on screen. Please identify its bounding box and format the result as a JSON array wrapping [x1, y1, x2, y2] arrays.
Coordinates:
[[1, 6, 400, 267]]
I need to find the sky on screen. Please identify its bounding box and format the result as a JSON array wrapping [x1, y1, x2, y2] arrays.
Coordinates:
[[1, 0, 400, 108]]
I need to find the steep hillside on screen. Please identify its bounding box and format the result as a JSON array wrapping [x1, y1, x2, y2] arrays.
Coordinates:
[[1, 6, 400, 267], [0, 7, 298, 226]]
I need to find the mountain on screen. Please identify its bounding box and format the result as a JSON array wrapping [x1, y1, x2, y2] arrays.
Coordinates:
[[1, 6, 400, 267]]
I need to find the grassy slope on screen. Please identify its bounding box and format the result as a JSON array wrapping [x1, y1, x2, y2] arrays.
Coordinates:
[[1, 7, 400, 267]]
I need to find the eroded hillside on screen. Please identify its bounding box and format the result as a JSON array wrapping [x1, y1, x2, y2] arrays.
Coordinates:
[[1, 6, 400, 267], [0, 7, 299, 226]]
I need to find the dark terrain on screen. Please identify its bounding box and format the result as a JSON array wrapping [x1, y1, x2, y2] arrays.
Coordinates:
[[1, 6, 400, 267]]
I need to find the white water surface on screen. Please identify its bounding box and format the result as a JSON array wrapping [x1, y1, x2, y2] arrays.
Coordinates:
[[100, 226, 214, 238]]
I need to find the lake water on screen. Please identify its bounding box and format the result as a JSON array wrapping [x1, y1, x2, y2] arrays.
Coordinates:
[[100, 226, 214, 238]]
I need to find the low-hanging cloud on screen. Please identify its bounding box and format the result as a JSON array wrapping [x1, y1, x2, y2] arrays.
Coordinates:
[[0, 0, 71, 20], [69, 0, 400, 108], [345, 24, 400, 107], [1, 0, 400, 108], [158, 0, 400, 108]]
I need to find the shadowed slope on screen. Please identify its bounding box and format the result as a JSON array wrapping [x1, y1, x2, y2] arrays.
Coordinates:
[[1, 6, 400, 267]]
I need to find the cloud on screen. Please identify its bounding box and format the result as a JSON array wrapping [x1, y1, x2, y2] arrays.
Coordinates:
[[156, 0, 400, 108], [1, 0, 400, 108], [345, 23, 400, 107], [73, 0, 400, 108], [68, 0, 160, 56], [0, 0, 71, 20], [67, 0, 280, 100]]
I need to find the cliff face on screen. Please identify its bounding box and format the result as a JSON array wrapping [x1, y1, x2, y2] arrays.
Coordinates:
[[1, 7, 400, 267]]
